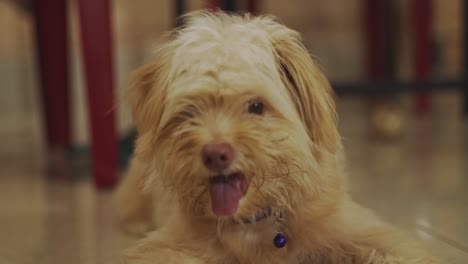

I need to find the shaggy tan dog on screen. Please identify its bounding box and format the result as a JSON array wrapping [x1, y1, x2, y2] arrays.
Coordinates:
[[114, 11, 440, 264]]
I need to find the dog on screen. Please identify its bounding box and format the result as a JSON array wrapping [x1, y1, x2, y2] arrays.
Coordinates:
[[114, 11, 440, 264]]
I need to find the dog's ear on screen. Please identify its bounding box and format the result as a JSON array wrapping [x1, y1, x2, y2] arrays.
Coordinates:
[[127, 48, 172, 161], [266, 24, 340, 153], [128, 55, 170, 134]]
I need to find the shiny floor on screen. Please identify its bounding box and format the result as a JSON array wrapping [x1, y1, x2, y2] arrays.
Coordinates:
[[0, 94, 467, 264]]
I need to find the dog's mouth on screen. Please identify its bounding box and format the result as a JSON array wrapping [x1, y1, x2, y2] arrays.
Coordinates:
[[209, 172, 248, 217]]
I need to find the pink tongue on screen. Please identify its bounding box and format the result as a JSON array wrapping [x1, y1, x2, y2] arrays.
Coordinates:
[[209, 178, 242, 216]]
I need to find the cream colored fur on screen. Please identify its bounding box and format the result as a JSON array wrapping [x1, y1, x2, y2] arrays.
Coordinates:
[[114, 11, 441, 264]]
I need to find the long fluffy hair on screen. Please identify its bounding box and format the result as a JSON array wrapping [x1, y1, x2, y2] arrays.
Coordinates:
[[127, 11, 342, 220], [115, 11, 440, 264]]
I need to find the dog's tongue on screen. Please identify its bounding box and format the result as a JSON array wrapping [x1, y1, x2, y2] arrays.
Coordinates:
[[209, 177, 242, 216]]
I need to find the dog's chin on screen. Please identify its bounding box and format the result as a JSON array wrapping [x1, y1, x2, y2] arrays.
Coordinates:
[[208, 172, 249, 217]]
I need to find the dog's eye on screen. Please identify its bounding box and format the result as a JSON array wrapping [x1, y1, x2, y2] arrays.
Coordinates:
[[178, 104, 198, 120], [180, 110, 194, 119], [248, 101, 264, 115]]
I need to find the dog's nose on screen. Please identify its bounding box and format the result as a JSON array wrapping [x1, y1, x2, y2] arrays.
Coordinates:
[[201, 143, 234, 171]]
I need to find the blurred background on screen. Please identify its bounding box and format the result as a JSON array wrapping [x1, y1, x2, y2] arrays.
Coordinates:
[[0, 0, 467, 263]]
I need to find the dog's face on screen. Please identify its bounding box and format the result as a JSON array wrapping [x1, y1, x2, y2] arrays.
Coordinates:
[[130, 12, 342, 221]]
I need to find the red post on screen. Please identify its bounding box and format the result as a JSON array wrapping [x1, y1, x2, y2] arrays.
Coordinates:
[[364, 0, 386, 79], [207, 0, 221, 10], [364, 0, 388, 112], [77, 0, 118, 188], [35, 0, 70, 150], [247, 0, 259, 15], [411, 0, 433, 114]]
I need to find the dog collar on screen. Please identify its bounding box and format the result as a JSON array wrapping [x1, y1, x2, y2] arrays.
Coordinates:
[[229, 207, 274, 224], [229, 207, 287, 248]]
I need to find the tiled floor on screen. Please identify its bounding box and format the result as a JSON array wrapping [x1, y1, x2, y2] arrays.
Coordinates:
[[0, 94, 467, 264], [339, 95, 468, 263]]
